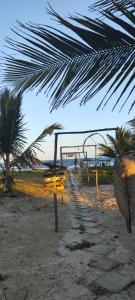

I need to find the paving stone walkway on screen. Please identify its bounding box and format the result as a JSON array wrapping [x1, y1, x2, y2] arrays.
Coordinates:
[[55, 170, 135, 300]]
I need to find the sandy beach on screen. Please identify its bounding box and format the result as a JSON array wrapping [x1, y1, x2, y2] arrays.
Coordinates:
[[0, 172, 135, 299]]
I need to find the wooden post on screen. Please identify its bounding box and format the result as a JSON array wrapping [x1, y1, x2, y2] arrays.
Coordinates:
[[87, 167, 89, 183], [60, 147, 63, 167], [54, 133, 58, 167], [79, 152, 81, 168], [95, 145, 99, 200], [85, 151, 89, 182], [54, 191, 58, 232], [54, 133, 58, 232], [125, 168, 132, 233], [116, 128, 131, 233]]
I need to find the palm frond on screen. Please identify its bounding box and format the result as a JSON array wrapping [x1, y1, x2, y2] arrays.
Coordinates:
[[14, 123, 63, 167], [99, 127, 134, 158], [128, 117, 135, 128], [106, 134, 115, 145], [12, 150, 42, 169], [99, 143, 116, 157], [3, 4, 135, 111], [0, 89, 27, 156], [22, 123, 63, 154], [89, 0, 135, 13]]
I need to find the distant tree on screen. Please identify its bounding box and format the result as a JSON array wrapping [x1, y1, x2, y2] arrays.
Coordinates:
[[128, 117, 135, 131], [3, 0, 135, 112], [99, 127, 134, 159], [0, 89, 62, 192]]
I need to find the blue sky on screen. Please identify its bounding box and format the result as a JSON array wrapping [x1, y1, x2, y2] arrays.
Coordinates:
[[0, 0, 134, 160]]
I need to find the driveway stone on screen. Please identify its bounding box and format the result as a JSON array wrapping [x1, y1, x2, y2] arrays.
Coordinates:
[[86, 227, 104, 234], [87, 244, 113, 255], [94, 270, 133, 293], [97, 295, 129, 300], [88, 256, 119, 271]]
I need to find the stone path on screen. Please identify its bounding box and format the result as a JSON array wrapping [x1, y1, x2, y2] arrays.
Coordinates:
[[55, 170, 135, 300]]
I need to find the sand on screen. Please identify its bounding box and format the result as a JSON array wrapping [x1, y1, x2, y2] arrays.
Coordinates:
[[0, 173, 135, 299]]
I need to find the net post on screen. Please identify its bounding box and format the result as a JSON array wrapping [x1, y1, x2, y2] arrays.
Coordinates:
[[54, 133, 59, 232]]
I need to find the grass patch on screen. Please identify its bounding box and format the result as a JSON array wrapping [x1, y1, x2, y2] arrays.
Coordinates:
[[81, 166, 114, 186], [0, 169, 66, 197], [79, 224, 86, 234], [91, 284, 110, 297], [35, 207, 41, 212], [0, 273, 7, 282], [71, 224, 86, 233], [66, 240, 95, 251], [13, 170, 44, 181]]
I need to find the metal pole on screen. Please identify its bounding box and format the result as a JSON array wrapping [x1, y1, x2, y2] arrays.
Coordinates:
[[125, 178, 132, 233], [60, 147, 63, 167], [85, 152, 89, 183], [54, 133, 58, 232], [87, 165, 89, 183], [54, 133, 58, 167], [95, 145, 99, 200], [66, 154, 67, 167]]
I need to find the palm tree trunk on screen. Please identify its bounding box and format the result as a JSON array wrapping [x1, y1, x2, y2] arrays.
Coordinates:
[[3, 154, 13, 192]]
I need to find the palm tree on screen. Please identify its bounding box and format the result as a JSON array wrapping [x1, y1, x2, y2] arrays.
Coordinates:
[[0, 89, 62, 192], [99, 122, 135, 234], [3, 0, 135, 112], [99, 127, 134, 159]]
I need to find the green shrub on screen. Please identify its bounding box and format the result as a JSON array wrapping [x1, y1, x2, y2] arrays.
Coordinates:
[[81, 166, 114, 186], [66, 240, 95, 251], [0, 273, 7, 281]]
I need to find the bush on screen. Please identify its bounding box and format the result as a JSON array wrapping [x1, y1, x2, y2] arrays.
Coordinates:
[[81, 166, 114, 186]]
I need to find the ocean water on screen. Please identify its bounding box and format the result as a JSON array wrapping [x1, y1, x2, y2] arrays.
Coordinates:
[[0, 157, 114, 171], [44, 157, 114, 169]]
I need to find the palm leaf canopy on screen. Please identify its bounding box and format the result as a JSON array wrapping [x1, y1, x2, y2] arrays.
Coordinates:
[[99, 127, 134, 158], [3, 3, 135, 112], [0, 88, 62, 168], [13, 123, 63, 168], [0, 89, 26, 157]]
